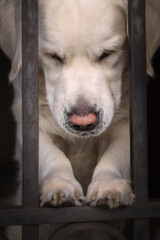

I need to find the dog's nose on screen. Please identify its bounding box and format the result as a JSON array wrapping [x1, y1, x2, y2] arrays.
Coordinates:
[[67, 97, 99, 131], [69, 111, 98, 131]]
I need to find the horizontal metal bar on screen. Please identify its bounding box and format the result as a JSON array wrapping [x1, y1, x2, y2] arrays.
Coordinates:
[[0, 202, 160, 226]]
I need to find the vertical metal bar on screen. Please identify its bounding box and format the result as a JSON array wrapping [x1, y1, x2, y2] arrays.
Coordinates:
[[128, 0, 149, 239], [133, 220, 149, 240], [22, 226, 39, 240], [22, 0, 39, 239], [128, 0, 148, 204]]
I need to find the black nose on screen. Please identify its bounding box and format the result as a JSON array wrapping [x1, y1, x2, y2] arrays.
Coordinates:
[[71, 122, 97, 131]]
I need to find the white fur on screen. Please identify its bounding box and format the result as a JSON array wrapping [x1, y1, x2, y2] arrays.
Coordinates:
[[0, 0, 160, 239]]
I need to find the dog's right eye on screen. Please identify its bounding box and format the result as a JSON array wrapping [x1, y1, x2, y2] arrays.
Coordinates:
[[47, 53, 64, 64], [98, 50, 114, 62]]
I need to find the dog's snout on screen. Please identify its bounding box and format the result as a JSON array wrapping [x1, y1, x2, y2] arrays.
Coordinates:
[[66, 97, 99, 133], [68, 111, 99, 131]]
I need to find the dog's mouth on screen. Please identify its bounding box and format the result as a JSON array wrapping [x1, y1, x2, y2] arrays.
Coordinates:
[[63, 109, 105, 136]]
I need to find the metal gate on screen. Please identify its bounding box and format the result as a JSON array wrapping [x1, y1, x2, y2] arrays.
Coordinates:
[[0, 0, 160, 239]]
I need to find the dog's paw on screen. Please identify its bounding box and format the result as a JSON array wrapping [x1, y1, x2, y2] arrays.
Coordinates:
[[86, 178, 135, 209], [40, 176, 84, 207]]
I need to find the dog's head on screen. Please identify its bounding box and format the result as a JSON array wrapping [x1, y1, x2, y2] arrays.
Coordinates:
[[38, 0, 128, 137], [7, 0, 131, 137]]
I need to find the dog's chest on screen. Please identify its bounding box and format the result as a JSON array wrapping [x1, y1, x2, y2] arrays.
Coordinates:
[[65, 140, 99, 193]]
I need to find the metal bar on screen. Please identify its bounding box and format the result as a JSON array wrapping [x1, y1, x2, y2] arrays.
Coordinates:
[[128, 0, 149, 239], [128, 0, 148, 203], [0, 203, 160, 226], [133, 220, 149, 240], [22, 0, 39, 209], [22, 225, 39, 240], [22, 0, 39, 239]]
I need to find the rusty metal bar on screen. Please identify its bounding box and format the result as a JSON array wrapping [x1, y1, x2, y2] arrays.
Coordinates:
[[22, 0, 39, 209], [128, 0, 149, 239], [128, 0, 148, 204], [0, 203, 160, 226], [22, 0, 39, 238]]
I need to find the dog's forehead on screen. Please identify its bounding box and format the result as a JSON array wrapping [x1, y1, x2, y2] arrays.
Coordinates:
[[39, 0, 127, 52]]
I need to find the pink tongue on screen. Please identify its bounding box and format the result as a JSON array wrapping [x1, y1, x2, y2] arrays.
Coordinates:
[[69, 113, 98, 126]]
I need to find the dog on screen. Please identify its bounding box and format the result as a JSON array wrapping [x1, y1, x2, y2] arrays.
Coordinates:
[[0, 0, 160, 239]]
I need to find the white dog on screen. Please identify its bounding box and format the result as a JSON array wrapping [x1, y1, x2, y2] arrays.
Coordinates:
[[0, 0, 160, 239]]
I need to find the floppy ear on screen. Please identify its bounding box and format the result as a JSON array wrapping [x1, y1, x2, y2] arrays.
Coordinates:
[[9, 47, 22, 82], [146, 53, 154, 77], [117, 0, 128, 37], [9, 0, 22, 82], [121, 0, 154, 77]]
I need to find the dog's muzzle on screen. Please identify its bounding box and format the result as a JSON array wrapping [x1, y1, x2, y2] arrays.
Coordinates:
[[69, 111, 99, 131], [65, 101, 100, 135]]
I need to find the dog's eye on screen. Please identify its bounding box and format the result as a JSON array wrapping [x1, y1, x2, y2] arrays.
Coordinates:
[[98, 50, 113, 61], [48, 53, 64, 63], [51, 54, 64, 63]]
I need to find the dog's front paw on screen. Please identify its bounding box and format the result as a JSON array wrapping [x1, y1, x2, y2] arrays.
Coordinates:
[[40, 176, 84, 207], [86, 178, 135, 209]]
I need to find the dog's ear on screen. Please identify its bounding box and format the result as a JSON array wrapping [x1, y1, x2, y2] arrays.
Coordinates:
[[119, 0, 154, 77], [117, 0, 128, 37], [9, 48, 22, 82], [146, 53, 154, 77], [9, 0, 22, 82]]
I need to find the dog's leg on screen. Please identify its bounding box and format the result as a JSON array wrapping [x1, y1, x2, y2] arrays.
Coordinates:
[[39, 131, 84, 207], [86, 119, 134, 209]]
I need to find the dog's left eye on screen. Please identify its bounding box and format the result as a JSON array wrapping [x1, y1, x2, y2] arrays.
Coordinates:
[[47, 53, 64, 63], [51, 54, 64, 63], [98, 50, 113, 62]]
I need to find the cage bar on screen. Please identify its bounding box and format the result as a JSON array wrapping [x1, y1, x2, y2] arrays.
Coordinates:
[[128, 0, 148, 204], [133, 220, 149, 240], [22, 0, 39, 239], [128, 0, 149, 239], [22, 225, 39, 240], [22, 0, 39, 210], [0, 203, 160, 226]]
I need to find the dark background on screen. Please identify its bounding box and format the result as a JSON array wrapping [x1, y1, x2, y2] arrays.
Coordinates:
[[0, 46, 160, 200]]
